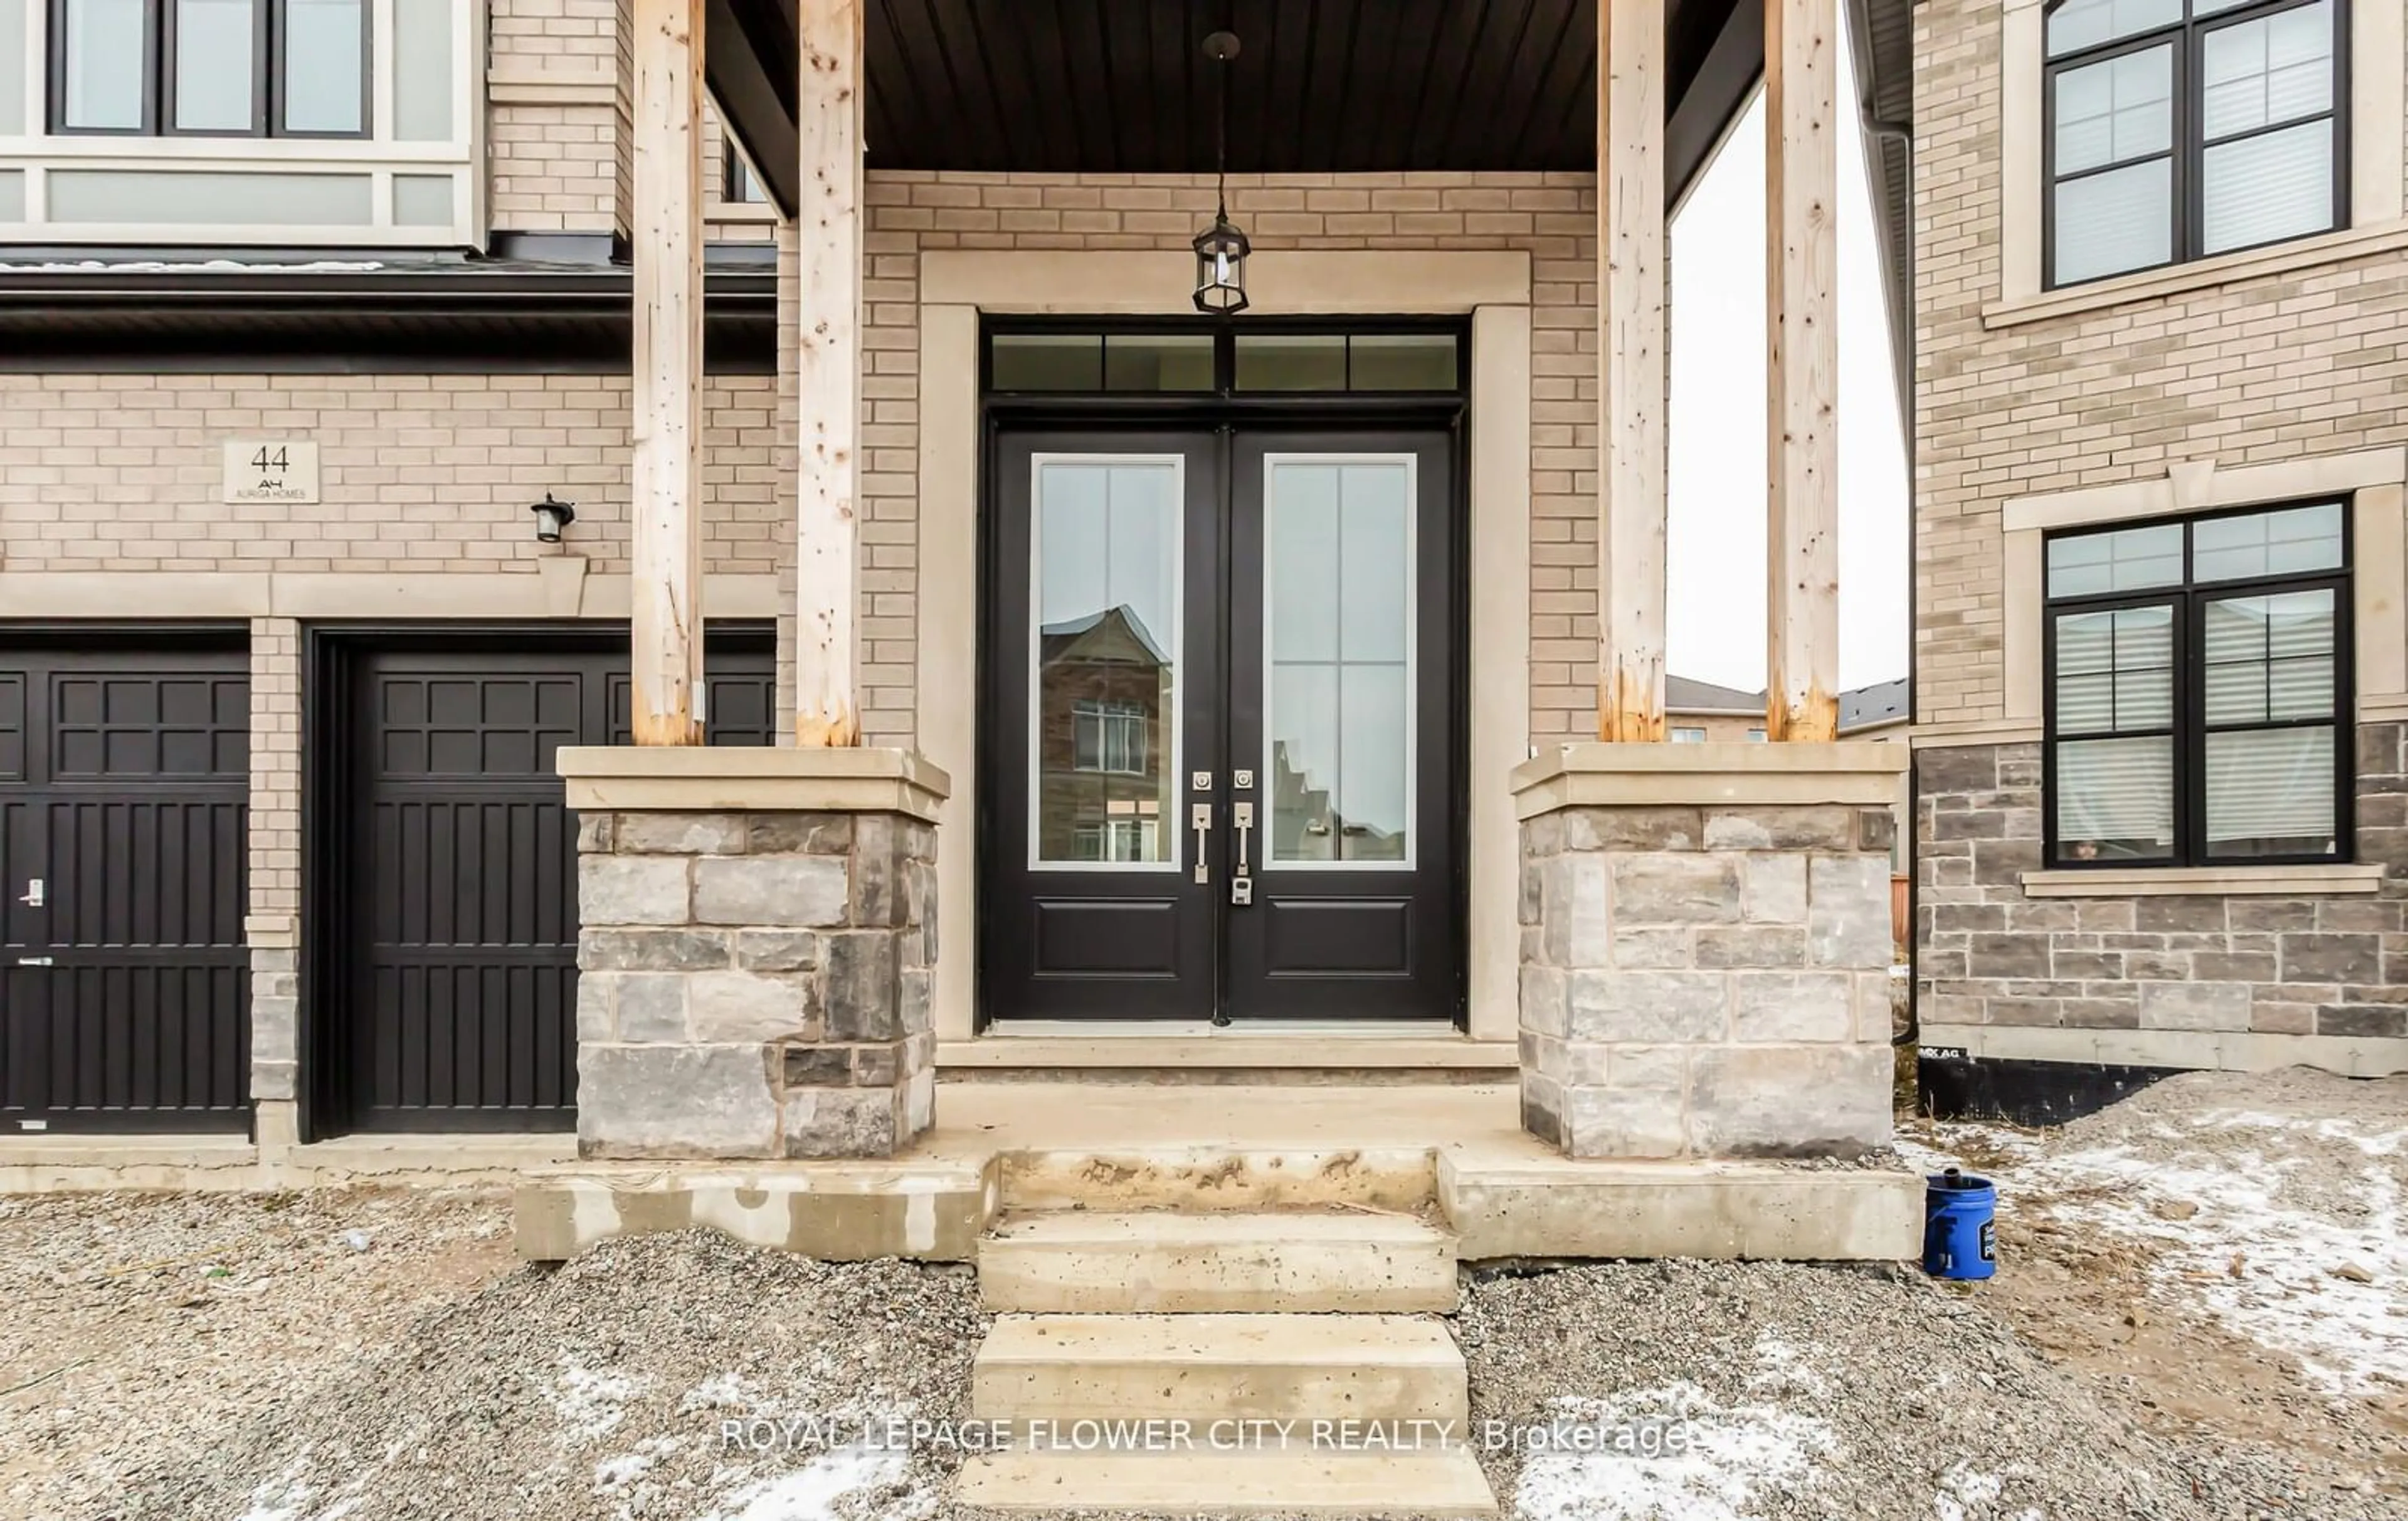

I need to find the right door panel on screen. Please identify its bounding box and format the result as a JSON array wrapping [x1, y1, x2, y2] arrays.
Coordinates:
[[1225, 432, 1457, 1019]]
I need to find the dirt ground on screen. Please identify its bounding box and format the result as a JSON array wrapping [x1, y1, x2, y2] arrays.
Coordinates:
[[0, 1067, 2400, 1520]]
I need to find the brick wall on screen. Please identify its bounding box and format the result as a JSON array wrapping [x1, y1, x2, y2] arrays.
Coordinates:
[[488, 0, 631, 236], [1913, 0, 2408, 727], [0, 374, 782, 576], [1917, 730, 2408, 1042], [855, 169, 1597, 749]]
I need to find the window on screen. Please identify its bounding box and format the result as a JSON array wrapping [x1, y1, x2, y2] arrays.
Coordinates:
[[1671, 727, 1708, 743], [1072, 819, 1157, 863], [726, 142, 764, 204], [2044, 0, 2344, 287], [1072, 700, 1148, 776], [49, 0, 367, 137], [2044, 502, 2349, 866], [1745, 728, 1768, 742]]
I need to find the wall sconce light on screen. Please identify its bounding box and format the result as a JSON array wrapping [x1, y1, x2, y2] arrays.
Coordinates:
[[531, 494, 577, 543]]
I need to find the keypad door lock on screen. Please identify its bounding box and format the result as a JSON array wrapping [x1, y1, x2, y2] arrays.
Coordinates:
[[1230, 877, 1254, 906]]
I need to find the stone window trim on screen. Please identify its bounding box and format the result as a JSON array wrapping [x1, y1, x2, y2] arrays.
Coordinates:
[[1994, 0, 2405, 312], [1999, 448, 2408, 742], [9, 0, 485, 246], [2020, 861, 2385, 895]]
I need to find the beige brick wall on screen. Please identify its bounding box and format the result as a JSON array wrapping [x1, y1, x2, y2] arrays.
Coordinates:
[[1913, 0, 2408, 727], [487, 0, 631, 236], [0, 374, 782, 576], [853, 169, 1598, 749]]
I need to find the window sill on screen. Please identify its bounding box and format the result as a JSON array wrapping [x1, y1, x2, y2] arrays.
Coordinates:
[[1985, 220, 2408, 330], [2020, 863, 2386, 898]]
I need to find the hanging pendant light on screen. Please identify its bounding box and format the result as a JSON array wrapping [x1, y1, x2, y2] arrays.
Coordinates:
[[1193, 31, 1250, 315]]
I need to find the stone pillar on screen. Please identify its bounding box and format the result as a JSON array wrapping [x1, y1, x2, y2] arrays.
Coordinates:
[[1515, 744, 1906, 1159], [558, 746, 948, 1159]]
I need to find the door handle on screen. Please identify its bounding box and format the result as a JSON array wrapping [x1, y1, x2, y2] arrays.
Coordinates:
[[1233, 803, 1255, 876], [17, 878, 42, 908], [17, 957, 51, 967], [1190, 803, 1213, 885]]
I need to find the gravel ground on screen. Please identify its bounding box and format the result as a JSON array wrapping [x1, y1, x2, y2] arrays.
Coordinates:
[[4, 1068, 2402, 1519]]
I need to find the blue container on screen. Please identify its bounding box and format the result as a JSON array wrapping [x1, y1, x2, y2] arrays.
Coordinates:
[[1923, 1167, 1997, 1280]]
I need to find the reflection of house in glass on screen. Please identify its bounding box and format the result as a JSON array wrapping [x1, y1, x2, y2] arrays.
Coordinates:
[[1269, 742, 1404, 863], [1037, 605, 1171, 861]]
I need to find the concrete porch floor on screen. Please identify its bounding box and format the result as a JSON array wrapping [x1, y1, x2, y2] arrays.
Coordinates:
[[514, 1082, 1926, 1265]]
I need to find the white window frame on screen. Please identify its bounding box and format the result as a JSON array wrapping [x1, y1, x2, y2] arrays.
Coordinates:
[[1993, 0, 2404, 316], [2, 0, 483, 246]]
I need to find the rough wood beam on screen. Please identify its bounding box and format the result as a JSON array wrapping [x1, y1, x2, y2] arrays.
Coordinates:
[[1597, 0, 1669, 742], [628, 0, 709, 744], [793, 0, 863, 747], [1765, 0, 1840, 742]]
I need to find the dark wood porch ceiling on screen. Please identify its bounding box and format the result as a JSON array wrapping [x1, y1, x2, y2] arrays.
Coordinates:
[[712, 0, 1757, 218]]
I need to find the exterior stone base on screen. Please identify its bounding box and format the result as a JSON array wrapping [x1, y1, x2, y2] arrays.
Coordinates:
[[1514, 744, 1906, 1160], [560, 747, 948, 1160]]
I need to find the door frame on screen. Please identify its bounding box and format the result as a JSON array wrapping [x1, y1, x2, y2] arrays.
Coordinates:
[[974, 317, 1474, 1031], [299, 621, 775, 1141]]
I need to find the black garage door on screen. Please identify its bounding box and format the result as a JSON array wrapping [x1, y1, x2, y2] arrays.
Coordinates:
[[322, 629, 773, 1134], [0, 638, 251, 1133]]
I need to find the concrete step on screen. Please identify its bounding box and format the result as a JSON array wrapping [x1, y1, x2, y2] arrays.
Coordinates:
[[1002, 1145, 1438, 1214], [954, 1448, 1499, 1515], [978, 1211, 1459, 1313], [973, 1313, 1467, 1426]]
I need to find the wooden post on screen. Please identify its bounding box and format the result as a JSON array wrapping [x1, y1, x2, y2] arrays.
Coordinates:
[[1596, 0, 1668, 742], [793, 0, 863, 747], [627, 0, 707, 745], [1765, 0, 1840, 742]]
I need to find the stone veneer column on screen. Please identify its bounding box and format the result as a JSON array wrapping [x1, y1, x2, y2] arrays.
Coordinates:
[[1515, 744, 1908, 1159], [557, 746, 948, 1159]]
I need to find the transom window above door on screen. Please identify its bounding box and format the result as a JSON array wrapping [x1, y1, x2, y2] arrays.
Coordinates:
[[987, 325, 1465, 397], [2043, 501, 2350, 867], [2044, 0, 2345, 288], [50, 0, 367, 137]]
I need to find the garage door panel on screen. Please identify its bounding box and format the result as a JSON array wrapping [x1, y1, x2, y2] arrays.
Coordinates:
[[0, 645, 249, 1133], [341, 634, 772, 1134]]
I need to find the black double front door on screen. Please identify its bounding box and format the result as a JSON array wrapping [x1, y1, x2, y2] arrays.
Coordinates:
[[985, 428, 1458, 1023]]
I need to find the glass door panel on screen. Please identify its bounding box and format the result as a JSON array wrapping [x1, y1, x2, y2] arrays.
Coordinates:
[[1029, 456, 1183, 870], [1263, 455, 1415, 866]]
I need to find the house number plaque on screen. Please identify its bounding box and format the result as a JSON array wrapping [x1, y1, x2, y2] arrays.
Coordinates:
[[222, 439, 321, 504]]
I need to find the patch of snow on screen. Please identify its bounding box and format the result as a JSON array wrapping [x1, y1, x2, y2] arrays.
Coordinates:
[[1743, 1334, 1834, 1399], [595, 1435, 685, 1494], [553, 1357, 647, 1445], [2036, 1138, 2408, 1396], [682, 1372, 756, 1412], [0, 259, 389, 273], [231, 1458, 314, 1521], [1932, 1462, 2044, 1521], [1514, 1382, 1835, 1521], [697, 1443, 926, 1521]]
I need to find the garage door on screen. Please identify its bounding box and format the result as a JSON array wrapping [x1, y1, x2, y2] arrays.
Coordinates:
[[0, 641, 251, 1133], [330, 631, 773, 1133]]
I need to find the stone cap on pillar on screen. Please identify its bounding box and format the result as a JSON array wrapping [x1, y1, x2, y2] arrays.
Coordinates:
[[1511, 742, 1906, 817], [556, 746, 951, 820]]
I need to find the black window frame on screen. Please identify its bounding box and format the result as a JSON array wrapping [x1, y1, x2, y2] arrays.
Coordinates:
[[2042, 0, 2350, 290], [48, 0, 372, 140], [2042, 500, 2355, 869], [981, 316, 1472, 400]]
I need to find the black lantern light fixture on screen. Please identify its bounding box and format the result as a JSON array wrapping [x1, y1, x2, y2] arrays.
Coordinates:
[[1193, 31, 1249, 315], [531, 493, 577, 543]]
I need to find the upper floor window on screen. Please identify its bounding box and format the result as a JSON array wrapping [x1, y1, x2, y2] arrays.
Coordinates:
[[2045, 0, 2345, 287], [1072, 700, 1148, 776], [2044, 502, 2350, 866], [50, 0, 367, 137], [1670, 727, 1708, 743]]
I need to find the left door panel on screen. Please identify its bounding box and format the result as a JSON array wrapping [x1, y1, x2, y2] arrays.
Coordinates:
[[0, 641, 251, 1133]]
